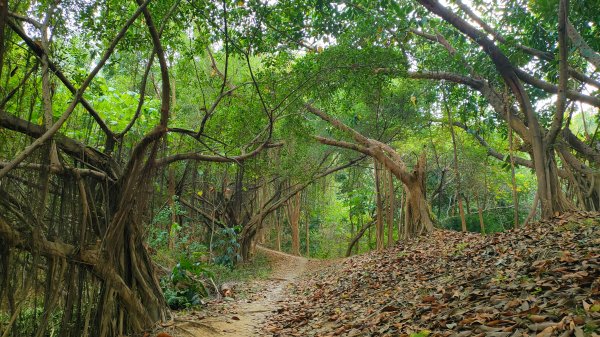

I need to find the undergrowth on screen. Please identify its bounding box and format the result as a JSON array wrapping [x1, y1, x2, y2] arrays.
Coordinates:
[[212, 250, 273, 284]]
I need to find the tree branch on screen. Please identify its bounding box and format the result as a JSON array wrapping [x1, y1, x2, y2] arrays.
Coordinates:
[[153, 142, 283, 167], [7, 19, 116, 141], [566, 20, 600, 70], [545, 0, 569, 145], [0, 1, 150, 179]]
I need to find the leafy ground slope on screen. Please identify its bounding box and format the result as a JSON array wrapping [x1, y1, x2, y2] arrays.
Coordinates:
[[265, 211, 600, 337]]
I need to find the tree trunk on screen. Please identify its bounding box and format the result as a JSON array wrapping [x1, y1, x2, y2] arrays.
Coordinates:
[[524, 191, 539, 226], [506, 90, 520, 227], [275, 209, 282, 251], [475, 189, 486, 234], [386, 169, 395, 246], [445, 98, 467, 232], [403, 154, 435, 237], [305, 218, 310, 257], [167, 168, 176, 249], [285, 192, 301, 256], [374, 160, 385, 251], [398, 188, 404, 240]]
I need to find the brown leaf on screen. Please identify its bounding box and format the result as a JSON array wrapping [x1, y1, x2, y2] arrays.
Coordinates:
[[529, 315, 548, 323], [582, 300, 592, 312], [381, 305, 399, 312], [528, 322, 558, 332], [486, 319, 515, 327], [560, 251, 577, 263], [535, 325, 555, 337], [505, 299, 521, 309], [561, 271, 589, 280], [422, 295, 436, 303]]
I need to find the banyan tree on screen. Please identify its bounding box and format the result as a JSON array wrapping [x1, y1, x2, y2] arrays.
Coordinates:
[[0, 1, 276, 335]]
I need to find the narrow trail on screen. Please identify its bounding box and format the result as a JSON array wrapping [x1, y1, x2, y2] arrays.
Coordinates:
[[176, 246, 312, 336]]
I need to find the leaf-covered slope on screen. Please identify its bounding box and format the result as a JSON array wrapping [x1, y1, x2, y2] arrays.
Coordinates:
[[265, 212, 600, 337]]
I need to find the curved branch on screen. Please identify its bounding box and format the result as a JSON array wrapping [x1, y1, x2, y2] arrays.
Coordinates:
[[7, 20, 116, 141], [515, 69, 600, 108], [451, 121, 532, 168], [406, 70, 530, 139], [407, 70, 483, 89], [0, 110, 115, 174], [566, 20, 600, 70], [153, 142, 283, 167], [562, 128, 600, 164], [453, 0, 600, 88], [314, 136, 370, 155], [305, 103, 371, 146], [135, 0, 170, 127]]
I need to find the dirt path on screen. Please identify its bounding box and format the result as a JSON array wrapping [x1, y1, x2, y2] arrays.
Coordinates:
[[175, 246, 309, 337]]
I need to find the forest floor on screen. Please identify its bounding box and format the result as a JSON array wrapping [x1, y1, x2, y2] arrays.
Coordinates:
[[265, 211, 600, 337], [164, 211, 600, 337]]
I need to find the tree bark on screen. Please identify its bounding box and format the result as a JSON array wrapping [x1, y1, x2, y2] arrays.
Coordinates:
[[374, 160, 385, 251], [506, 93, 520, 228], [275, 209, 282, 251], [445, 98, 467, 232], [286, 192, 301, 256], [387, 169, 395, 246], [305, 215, 310, 257], [475, 189, 486, 234]]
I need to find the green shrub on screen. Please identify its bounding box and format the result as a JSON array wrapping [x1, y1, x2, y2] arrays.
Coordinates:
[[161, 247, 213, 310]]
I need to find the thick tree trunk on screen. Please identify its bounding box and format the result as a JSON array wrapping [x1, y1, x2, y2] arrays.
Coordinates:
[[403, 154, 435, 237]]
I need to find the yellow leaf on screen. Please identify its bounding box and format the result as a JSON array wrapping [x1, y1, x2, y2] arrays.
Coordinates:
[[410, 95, 417, 106], [197, 191, 203, 197]]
